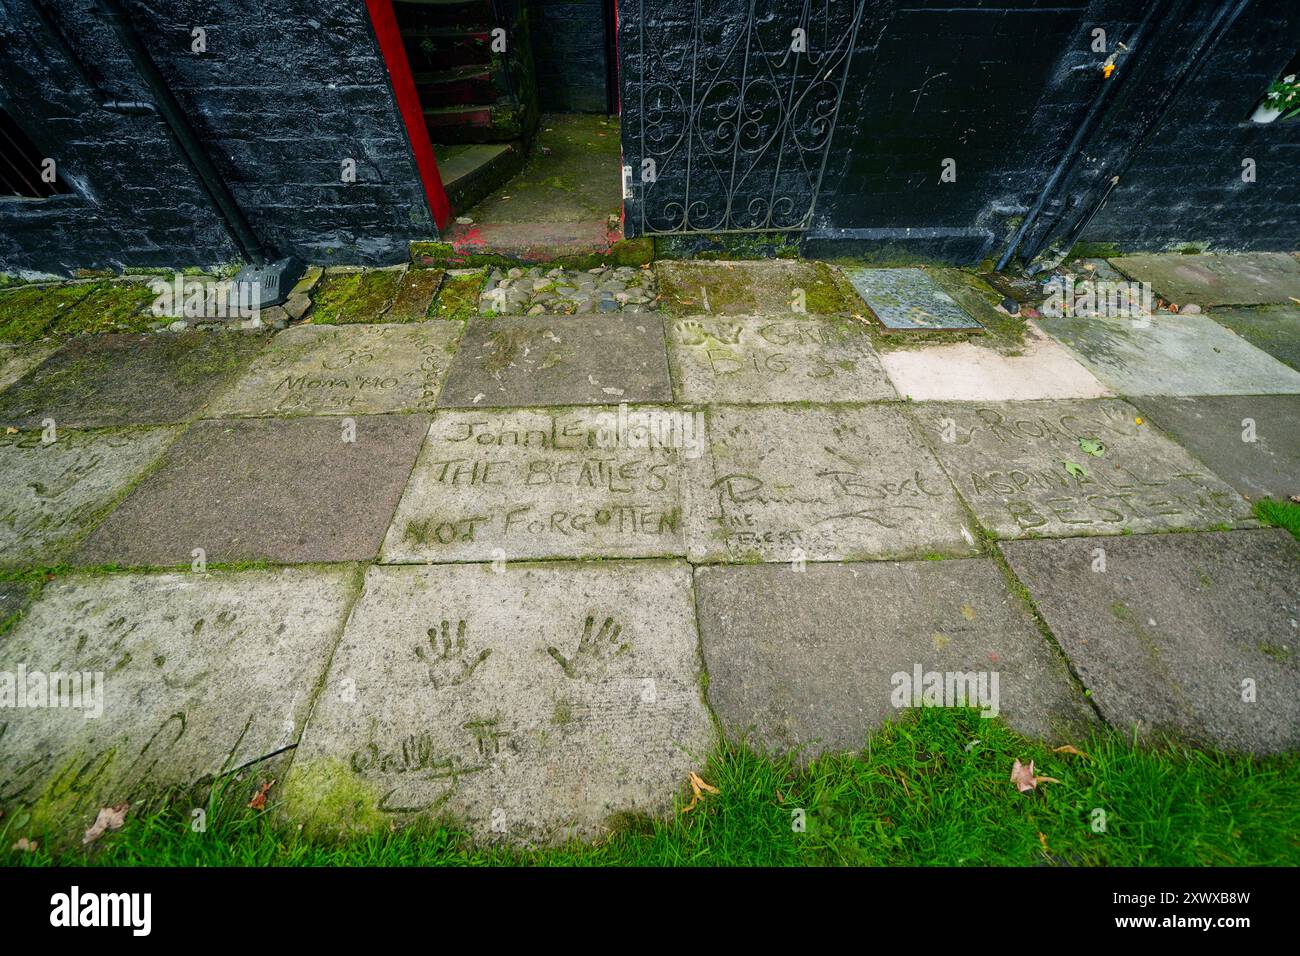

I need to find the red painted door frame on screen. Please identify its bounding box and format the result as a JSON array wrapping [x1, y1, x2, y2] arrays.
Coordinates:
[[366, 0, 452, 232]]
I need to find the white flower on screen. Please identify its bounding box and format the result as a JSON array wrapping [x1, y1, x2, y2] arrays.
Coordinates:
[[1284, 74, 1296, 83]]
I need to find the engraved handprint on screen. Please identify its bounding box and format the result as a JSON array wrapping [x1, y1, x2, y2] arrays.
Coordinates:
[[673, 320, 743, 347], [547, 615, 629, 681], [415, 620, 491, 689]]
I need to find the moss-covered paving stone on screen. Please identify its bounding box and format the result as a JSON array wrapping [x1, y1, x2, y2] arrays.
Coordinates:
[[46, 281, 157, 336], [437, 314, 672, 407], [696, 559, 1094, 756], [207, 322, 461, 418], [685, 404, 976, 563], [1110, 252, 1300, 307], [280, 560, 712, 842], [654, 258, 854, 315], [430, 268, 487, 321], [0, 426, 178, 567], [381, 406, 686, 563], [385, 268, 444, 322], [1208, 305, 1300, 372], [0, 331, 271, 429], [0, 344, 58, 392], [1131, 395, 1299, 502], [1001, 530, 1300, 753], [72, 415, 429, 567], [0, 566, 357, 839], [666, 315, 896, 403], [0, 284, 96, 343], [308, 268, 404, 324], [910, 399, 1255, 539], [1037, 313, 1300, 396]]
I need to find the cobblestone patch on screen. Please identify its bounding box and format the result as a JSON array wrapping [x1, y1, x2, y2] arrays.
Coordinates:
[[480, 264, 658, 315]]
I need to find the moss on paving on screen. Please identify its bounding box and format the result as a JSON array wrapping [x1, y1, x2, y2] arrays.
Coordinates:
[[309, 270, 402, 325], [6, 707, 1296, 866], [385, 268, 444, 323], [0, 284, 97, 342], [430, 269, 487, 321], [50, 282, 157, 336]]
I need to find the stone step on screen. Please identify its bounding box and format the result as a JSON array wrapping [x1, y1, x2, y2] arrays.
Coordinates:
[[434, 142, 524, 213]]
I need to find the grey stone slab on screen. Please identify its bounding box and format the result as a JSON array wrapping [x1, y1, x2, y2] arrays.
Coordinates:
[[0, 332, 271, 429], [0, 427, 178, 566], [844, 267, 981, 330], [281, 561, 711, 842], [654, 258, 855, 316], [0, 580, 32, 623], [666, 315, 896, 403], [207, 322, 462, 418], [1134, 395, 1299, 501], [696, 560, 1093, 754], [1209, 306, 1300, 372], [382, 407, 687, 563], [913, 399, 1255, 538], [1000, 530, 1300, 753], [686, 404, 977, 562], [73, 415, 428, 566], [1037, 313, 1300, 396], [0, 344, 57, 393], [1111, 253, 1300, 307], [436, 314, 672, 407], [0, 566, 357, 833]]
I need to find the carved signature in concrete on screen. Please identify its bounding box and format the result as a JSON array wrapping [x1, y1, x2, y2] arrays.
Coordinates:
[[547, 615, 629, 680], [414, 620, 491, 689]]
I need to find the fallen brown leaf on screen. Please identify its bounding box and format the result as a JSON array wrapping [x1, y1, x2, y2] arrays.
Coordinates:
[[681, 771, 719, 813], [11, 837, 38, 852], [1053, 744, 1090, 758], [1038, 831, 1049, 851], [1010, 759, 1061, 793], [248, 778, 275, 811], [82, 803, 129, 844]]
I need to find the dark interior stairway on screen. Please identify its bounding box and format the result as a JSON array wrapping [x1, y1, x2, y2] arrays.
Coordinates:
[[395, 0, 537, 212]]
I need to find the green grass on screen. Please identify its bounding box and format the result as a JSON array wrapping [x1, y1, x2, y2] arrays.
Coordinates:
[[1254, 497, 1300, 540], [6, 709, 1296, 867]]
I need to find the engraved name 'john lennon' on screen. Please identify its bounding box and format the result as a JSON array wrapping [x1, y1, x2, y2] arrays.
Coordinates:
[[382, 408, 688, 562], [925, 401, 1252, 534]]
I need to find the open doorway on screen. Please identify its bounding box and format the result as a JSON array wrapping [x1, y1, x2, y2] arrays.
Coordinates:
[[390, 0, 624, 257]]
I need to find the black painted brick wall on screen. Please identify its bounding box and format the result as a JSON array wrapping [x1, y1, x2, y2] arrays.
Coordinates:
[[530, 0, 608, 113], [0, 0, 433, 276], [618, 0, 1300, 259], [1080, 0, 1300, 252]]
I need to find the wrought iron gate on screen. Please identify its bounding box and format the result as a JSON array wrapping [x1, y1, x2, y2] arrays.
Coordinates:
[[624, 0, 866, 237]]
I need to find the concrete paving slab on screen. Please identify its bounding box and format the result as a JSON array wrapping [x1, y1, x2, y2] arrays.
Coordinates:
[[309, 268, 404, 324], [0, 427, 177, 567], [880, 322, 1113, 401], [1000, 530, 1300, 753], [1037, 313, 1300, 396], [1111, 252, 1300, 307], [72, 415, 428, 567], [281, 561, 711, 842], [1133, 395, 1299, 501], [0, 580, 33, 623], [655, 258, 854, 315], [207, 323, 461, 418], [666, 315, 896, 403], [0, 566, 357, 833], [844, 267, 982, 330], [0, 332, 271, 429], [1209, 306, 1300, 372], [685, 404, 977, 562], [385, 268, 445, 322], [0, 344, 57, 393], [382, 407, 687, 563], [696, 560, 1092, 754], [912, 399, 1255, 538], [437, 314, 672, 407]]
